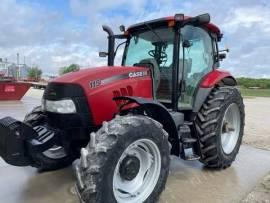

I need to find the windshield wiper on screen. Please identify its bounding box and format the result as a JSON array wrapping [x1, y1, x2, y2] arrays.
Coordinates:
[[144, 22, 164, 43]]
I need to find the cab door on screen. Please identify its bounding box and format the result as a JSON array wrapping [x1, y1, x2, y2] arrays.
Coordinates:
[[178, 25, 215, 109]]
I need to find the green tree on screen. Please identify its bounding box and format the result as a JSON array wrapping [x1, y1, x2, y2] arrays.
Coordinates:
[[59, 64, 80, 75], [237, 77, 270, 89], [27, 66, 42, 80]]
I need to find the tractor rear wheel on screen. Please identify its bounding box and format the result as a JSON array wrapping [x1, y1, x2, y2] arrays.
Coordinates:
[[24, 106, 75, 171], [195, 86, 245, 168], [75, 115, 170, 203]]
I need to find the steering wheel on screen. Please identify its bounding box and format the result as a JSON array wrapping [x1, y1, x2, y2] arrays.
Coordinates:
[[148, 50, 168, 64]]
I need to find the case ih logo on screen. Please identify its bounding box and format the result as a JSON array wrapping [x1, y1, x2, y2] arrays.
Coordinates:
[[128, 71, 148, 78]]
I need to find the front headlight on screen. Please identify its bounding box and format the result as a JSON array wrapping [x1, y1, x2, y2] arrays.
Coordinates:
[[43, 99, 76, 114]]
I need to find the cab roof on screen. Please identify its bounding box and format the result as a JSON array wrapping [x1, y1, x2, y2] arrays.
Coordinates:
[[128, 15, 221, 39]]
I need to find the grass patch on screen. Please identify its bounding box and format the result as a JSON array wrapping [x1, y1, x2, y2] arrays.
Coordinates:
[[240, 88, 270, 97]]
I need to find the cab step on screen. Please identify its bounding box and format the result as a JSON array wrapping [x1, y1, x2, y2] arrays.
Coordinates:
[[181, 148, 201, 161], [178, 122, 201, 161], [184, 121, 193, 126], [183, 154, 200, 161], [181, 137, 197, 144]]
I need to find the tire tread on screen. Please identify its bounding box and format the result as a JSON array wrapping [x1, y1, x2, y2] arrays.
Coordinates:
[[195, 86, 245, 168]]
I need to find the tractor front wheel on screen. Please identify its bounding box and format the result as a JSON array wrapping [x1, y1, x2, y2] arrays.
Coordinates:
[[75, 115, 170, 203], [195, 86, 245, 168]]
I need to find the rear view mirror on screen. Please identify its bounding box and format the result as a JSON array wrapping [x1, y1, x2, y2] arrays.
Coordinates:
[[99, 52, 108, 57], [119, 25, 126, 32], [218, 53, 226, 61], [219, 48, 230, 53], [194, 13, 210, 26], [182, 40, 192, 48]]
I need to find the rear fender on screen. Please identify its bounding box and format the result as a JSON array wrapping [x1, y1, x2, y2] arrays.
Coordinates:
[[113, 96, 180, 155], [200, 69, 237, 88], [193, 70, 237, 112]]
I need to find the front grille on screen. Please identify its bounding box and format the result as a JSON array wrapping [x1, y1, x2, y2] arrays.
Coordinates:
[[44, 82, 93, 129], [44, 82, 85, 100]]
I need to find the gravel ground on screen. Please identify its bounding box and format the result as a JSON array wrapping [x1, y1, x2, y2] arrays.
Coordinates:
[[242, 97, 270, 202], [243, 97, 270, 151], [242, 174, 270, 203]]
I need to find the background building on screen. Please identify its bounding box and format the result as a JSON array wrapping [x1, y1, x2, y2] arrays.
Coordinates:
[[0, 58, 30, 79]]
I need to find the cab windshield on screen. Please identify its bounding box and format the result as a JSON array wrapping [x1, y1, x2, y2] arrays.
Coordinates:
[[123, 27, 174, 67], [123, 27, 175, 101]]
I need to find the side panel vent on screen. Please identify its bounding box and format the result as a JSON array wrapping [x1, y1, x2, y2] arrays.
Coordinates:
[[113, 86, 133, 106]]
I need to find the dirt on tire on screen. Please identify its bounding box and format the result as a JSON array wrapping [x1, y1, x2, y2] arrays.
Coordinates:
[[75, 115, 170, 203]]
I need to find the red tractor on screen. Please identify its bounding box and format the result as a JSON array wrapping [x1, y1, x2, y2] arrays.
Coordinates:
[[0, 13, 244, 202]]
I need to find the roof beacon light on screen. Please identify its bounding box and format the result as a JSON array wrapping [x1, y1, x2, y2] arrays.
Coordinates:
[[174, 14, 184, 22]]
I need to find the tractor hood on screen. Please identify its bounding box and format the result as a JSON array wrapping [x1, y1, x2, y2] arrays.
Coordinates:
[[53, 66, 147, 83], [51, 66, 151, 95], [48, 66, 153, 125]]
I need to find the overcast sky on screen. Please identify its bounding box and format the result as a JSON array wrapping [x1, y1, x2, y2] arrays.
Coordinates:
[[0, 0, 269, 77]]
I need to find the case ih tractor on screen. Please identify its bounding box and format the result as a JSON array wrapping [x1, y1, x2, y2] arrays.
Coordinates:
[[0, 13, 244, 202]]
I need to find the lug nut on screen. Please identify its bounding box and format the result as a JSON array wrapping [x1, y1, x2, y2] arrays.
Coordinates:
[[80, 148, 88, 168], [89, 132, 96, 148]]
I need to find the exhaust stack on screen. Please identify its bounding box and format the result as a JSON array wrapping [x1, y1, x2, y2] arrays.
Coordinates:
[[102, 25, 115, 66]]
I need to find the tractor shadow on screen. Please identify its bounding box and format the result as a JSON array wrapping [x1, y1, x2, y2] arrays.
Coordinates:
[[160, 155, 238, 203], [17, 155, 240, 203], [168, 155, 238, 184]]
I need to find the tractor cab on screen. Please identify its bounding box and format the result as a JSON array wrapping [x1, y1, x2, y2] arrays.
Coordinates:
[[102, 13, 225, 111]]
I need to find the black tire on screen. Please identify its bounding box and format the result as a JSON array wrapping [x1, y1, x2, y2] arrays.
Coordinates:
[[75, 115, 170, 203], [24, 106, 75, 171], [195, 86, 245, 168]]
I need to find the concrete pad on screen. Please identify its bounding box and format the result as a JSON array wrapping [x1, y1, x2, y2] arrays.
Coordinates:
[[0, 96, 41, 121], [161, 146, 270, 203], [0, 146, 270, 203], [0, 160, 77, 203]]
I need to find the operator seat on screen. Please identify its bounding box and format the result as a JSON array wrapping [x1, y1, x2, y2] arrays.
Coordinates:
[[139, 58, 160, 92], [158, 59, 192, 97]]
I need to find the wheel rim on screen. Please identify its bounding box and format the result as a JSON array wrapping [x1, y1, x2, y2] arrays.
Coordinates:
[[220, 103, 241, 154], [42, 145, 67, 159], [113, 139, 161, 203]]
